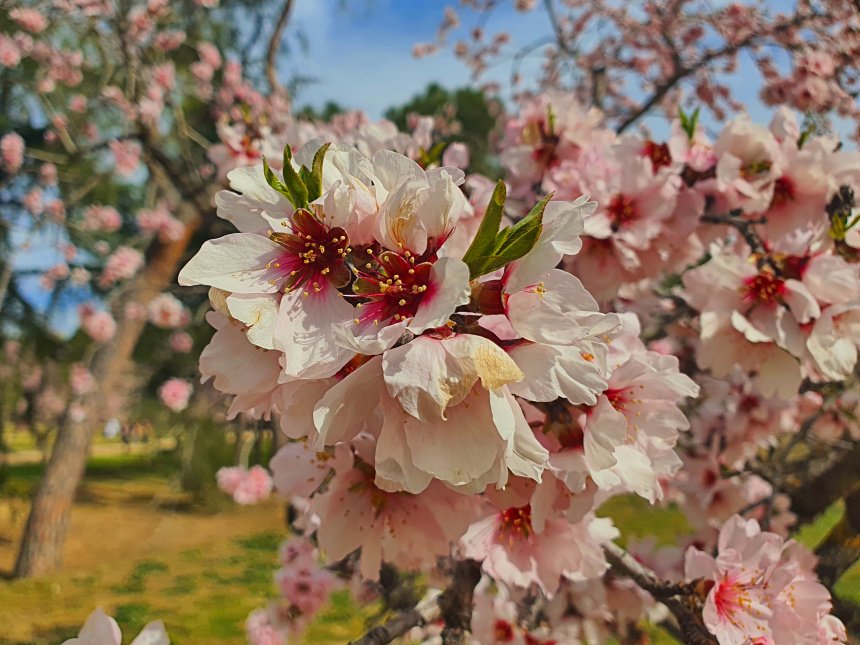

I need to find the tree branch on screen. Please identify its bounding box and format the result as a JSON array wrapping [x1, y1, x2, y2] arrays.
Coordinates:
[[701, 210, 782, 274], [604, 541, 718, 644], [438, 558, 483, 644], [615, 11, 818, 133], [348, 590, 441, 645], [266, 0, 295, 96]]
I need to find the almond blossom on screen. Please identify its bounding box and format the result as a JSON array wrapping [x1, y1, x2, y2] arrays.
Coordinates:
[[685, 515, 845, 644], [62, 608, 168, 645]]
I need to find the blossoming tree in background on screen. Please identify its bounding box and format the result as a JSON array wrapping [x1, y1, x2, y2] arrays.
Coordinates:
[[420, 0, 860, 135], [3, 0, 860, 644]]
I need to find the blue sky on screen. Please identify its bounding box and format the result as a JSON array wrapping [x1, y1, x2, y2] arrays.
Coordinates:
[[287, 0, 560, 118]]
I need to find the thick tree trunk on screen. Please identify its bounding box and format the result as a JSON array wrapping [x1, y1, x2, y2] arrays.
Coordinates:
[[13, 221, 200, 578]]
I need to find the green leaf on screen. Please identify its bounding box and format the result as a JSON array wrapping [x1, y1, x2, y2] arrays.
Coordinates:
[[262, 157, 294, 204], [462, 180, 506, 273], [546, 104, 556, 137], [465, 191, 549, 279], [279, 146, 309, 209], [679, 107, 700, 141], [797, 127, 813, 150], [492, 192, 549, 257], [301, 142, 331, 203], [418, 142, 446, 168]]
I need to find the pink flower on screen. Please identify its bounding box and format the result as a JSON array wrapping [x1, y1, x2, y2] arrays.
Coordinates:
[[9, 8, 47, 33], [81, 205, 122, 233], [713, 114, 783, 214], [39, 162, 58, 186], [150, 63, 176, 91], [461, 502, 616, 595], [276, 566, 336, 616], [217, 465, 273, 504], [245, 609, 287, 645], [685, 515, 845, 644], [147, 292, 190, 329], [216, 466, 244, 495], [312, 456, 474, 579], [99, 246, 144, 288], [279, 537, 316, 569], [153, 30, 186, 51], [136, 202, 185, 241], [158, 377, 193, 412], [169, 331, 193, 353], [69, 94, 88, 113], [1, 132, 25, 173], [0, 35, 22, 67], [180, 144, 471, 379], [79, 307, 117, 343], [442, 142, 470, 169], [197, 42, 222, 68], [70, 364, 95, 396], [234, 465, 273, 504], [109, 139, 141, 177]]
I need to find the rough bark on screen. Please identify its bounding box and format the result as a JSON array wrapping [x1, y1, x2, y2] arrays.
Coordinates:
[[13, 220, 201, 578]]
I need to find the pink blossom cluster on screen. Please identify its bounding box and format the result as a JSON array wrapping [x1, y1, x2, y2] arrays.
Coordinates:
[[169, 331, 194, 353], [215, 465, 273, 505], [98, 246, 144, 288], [108, 139, 141, 177], [9, 8, 48, 34], [69, 364, 95, 396], [78, 305, 117, 343], [183, 139, 684, 597], [80, 205, 122, 233], [158, 377, 193, 412], [1, 132, 25, 174], [135, 203, 185, 242], [147, 292, 190, 329], [245, 537, 338, 643], [686, 516, 846, 644]]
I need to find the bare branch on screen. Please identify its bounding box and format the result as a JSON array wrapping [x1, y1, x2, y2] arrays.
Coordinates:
[[701, 210, 782, 274], [266, 0, 296, 96], [348, 590, 442, 645], [604, 541, 718, 644]]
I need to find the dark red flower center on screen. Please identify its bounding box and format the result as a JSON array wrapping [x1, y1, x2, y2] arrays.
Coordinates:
[[770, 176, 796, 208], [498, 505, 533, 541], [351, 249, 434, 326], [494, 620, 515, 642], [643, 140, 672, 172], [268, 208, 351, 294], [740, 272, 785, 305], [607, 194, 638, 231]]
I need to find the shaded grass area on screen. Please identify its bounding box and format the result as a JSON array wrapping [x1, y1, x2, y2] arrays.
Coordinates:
[[0, 449, 370, 645]]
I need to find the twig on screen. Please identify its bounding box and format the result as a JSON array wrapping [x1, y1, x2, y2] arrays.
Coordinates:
[[348, 590, 442, 645], [604, 542, 718, 644], [701, 210, 781, 274], [266, 0, 295, 96]]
